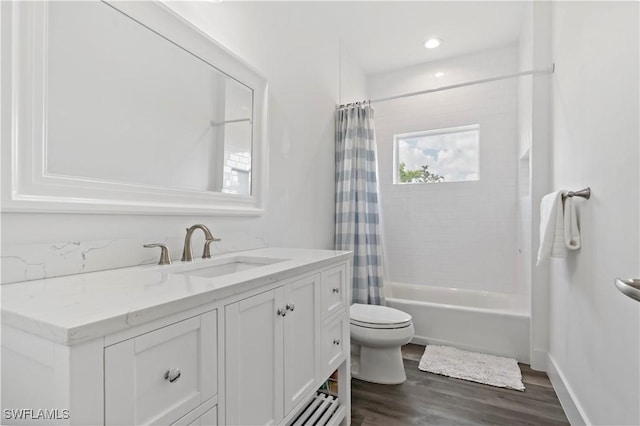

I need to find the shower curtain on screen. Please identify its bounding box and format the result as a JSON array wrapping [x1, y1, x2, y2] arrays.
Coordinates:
[[334, 102, 384, 305]]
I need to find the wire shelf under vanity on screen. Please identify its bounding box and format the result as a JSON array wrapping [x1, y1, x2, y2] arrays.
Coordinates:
[[289, 392, 345, 426]]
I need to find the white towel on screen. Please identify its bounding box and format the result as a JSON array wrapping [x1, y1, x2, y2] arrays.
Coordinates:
[[537, 191, 566, 265], [563, 196, 581, 250], [537, 191, 582, 265]]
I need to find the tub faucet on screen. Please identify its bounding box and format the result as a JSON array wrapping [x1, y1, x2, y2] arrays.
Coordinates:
[[181, 224, 221, 261]]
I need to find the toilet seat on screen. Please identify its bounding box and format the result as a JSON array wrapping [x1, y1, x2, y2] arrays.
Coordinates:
[[350, 303, 412, 329]]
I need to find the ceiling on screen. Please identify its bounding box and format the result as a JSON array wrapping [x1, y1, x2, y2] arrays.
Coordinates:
[[330, 2, 527, 75]]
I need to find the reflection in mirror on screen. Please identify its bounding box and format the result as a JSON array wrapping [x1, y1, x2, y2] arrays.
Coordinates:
[[45, 1, 253, 196]]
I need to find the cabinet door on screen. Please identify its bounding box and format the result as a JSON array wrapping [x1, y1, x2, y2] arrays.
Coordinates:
[[225, 288, 284, 426], [283, 273, 321, 414], [105, 311, 216, 426]]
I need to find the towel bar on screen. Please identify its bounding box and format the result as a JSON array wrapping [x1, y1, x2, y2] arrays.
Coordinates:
[[614, 278, 640, 303], [563, 187, 591, 200]]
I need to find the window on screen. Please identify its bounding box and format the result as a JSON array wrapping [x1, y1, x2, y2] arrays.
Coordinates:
[[393, 124, 479, 184]]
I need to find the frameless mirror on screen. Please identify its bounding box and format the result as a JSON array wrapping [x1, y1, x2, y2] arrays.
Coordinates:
[[46, 1, 253, 195], [1, 0, 267, 214]]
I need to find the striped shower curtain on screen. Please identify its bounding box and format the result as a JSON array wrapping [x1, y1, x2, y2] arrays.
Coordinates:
[[335, 103, 384, 305]]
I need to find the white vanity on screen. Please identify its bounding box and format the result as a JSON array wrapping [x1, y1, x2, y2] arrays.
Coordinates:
[[1, 248, 352, 426]]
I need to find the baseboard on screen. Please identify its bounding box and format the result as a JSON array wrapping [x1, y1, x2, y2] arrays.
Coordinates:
[[546, 353, 590, 426], [410, 335, 430, 346]]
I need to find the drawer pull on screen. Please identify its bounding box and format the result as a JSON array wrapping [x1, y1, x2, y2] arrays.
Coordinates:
[[332, 287, 340, 294], [333, 339, 341, 346], [277, 308, 287, 317], [286, 303, 295, 312], [164, 368, 181, 383]]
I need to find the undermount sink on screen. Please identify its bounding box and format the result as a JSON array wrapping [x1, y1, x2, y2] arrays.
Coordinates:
[[170, 256, 287, 279]]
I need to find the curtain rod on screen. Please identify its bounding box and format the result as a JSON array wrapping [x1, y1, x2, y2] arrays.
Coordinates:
[[371, 64, 554, 104], [338, 64, 555, 108]]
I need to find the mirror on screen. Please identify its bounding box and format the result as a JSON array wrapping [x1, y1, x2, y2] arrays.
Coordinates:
[[47, 2, 253, 195], [1, 0, 267, 214]]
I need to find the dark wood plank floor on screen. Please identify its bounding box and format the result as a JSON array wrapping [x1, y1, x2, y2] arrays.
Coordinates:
[[351, 344, 569, 426]]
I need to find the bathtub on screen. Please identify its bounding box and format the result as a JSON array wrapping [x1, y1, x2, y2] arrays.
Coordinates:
[[385, 282, 531, 363]]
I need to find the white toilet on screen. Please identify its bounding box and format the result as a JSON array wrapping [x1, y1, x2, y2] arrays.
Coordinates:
[[350, 303, 414, 384]]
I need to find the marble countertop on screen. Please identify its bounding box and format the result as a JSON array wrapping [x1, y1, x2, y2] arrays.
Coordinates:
[[1, 248, 351, 346]]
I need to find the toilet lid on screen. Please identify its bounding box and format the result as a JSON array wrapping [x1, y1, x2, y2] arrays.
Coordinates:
[[350, 303, 412, 329]]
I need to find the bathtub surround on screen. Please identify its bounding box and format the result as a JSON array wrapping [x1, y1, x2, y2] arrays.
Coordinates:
[[418, 345, 524, 391], [368, 45, 530, 363], [335, 104, 384, 305], [370, 45, 520, 295]]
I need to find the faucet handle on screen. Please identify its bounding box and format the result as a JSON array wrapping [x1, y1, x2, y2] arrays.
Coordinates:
[[202, 237, 222, 259], [144, 243, 171, 265]]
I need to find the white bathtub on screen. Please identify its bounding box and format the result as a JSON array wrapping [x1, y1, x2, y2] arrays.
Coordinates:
[[385, 282, 531, 363]]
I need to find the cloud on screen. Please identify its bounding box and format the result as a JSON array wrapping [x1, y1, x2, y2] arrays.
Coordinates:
[[397, 129, 479, 182]]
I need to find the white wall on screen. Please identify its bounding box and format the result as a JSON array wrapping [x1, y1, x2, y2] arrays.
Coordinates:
[[167, 2, 341, 251], [339, 44, 368, 105], [548, 2, 640, 424], [1, 2, 367, 283], [523, 1, 554, 371], [370, 46, 521, 294], [517, 2, 534, 319]]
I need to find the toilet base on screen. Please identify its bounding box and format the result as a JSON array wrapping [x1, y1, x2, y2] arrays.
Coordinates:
[[351, 345, 407, 384]]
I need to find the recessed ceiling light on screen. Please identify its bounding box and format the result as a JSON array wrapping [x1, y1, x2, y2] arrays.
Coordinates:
[[424, 38, 441, 49], [435, 72, 445, 78]]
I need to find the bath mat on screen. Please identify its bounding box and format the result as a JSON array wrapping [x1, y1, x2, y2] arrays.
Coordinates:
[[418, 345, 525, 391]]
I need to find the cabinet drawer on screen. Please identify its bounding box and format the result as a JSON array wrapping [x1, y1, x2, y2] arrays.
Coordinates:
[[322, 314, 348, 375], [321, 264, 347, 320], [105, 311, 217, 425]]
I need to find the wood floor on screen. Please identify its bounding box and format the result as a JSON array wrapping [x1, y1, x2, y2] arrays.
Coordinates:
[[351, 344, 569, 426]]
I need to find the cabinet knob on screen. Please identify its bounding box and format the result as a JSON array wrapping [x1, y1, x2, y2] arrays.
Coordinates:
[[277, 308, 287, 317], [332, 287, 340, 294], [164, 368, 181, 383], [333, 339, 341, 345], [286, 303, 295, 312]]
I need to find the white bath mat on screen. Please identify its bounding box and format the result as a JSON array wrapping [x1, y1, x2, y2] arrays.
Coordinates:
[[418, 345, 525, 391]]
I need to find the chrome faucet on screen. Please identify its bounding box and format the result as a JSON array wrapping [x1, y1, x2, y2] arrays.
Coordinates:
[[181, 224, 221, 261]]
